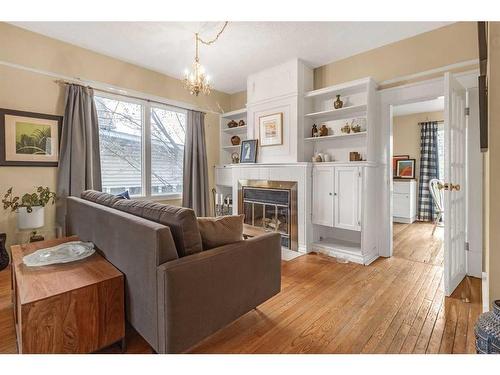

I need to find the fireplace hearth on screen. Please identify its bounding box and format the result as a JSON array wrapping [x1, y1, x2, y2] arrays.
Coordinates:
[[238, 180, 298, 251]]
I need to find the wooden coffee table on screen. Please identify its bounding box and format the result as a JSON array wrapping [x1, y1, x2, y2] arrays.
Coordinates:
[[11, 236, 125, 353]]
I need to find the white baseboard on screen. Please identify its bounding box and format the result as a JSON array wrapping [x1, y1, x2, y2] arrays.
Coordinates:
[[482, 272, 489, 313], [393, 216, 416, 224]]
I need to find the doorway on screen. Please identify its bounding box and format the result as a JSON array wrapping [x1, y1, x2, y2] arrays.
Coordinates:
[[379, 71, 482, 297], [391, 97, 445, 266]]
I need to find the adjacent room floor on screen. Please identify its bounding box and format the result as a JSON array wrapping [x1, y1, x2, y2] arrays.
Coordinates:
[[0, 222, 481, 354]]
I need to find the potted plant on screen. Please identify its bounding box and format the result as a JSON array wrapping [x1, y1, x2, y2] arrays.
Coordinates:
[[2, 187, 56, 230]]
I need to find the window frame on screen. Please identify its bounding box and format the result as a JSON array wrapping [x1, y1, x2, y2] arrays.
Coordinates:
[[95, 92, 187, 201]]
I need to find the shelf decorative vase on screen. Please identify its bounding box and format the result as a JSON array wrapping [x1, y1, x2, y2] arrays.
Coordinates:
[[312, 124, 319, 137], [0, 233, 9, 271], [475, 300, 500, 353], [334, 94, 343, 109], [231, 136, 241, 145], [341, 123, 351, 134], [319, 124, 329, 137]]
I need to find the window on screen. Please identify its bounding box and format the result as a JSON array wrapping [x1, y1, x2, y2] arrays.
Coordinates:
[[95, 94, 186, 198]]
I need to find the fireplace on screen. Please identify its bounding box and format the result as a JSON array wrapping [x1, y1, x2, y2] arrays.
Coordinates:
[[238, 180, 298, 251]]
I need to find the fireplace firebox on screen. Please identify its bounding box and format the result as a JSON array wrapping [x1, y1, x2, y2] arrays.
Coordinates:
[[238, 180, 298, 251]]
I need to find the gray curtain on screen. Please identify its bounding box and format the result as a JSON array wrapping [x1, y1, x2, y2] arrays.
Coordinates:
[[183, 110, 210, 216], [417, 121, 439, 221], [56, 84, 101, 227]]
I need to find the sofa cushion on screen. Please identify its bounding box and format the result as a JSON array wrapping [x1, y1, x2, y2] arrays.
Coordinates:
[[197, 215, 245, 250], [81, 190, 124, 207], [112, 199, 203, 257]]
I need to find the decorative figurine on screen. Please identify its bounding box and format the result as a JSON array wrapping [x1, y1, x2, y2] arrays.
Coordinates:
[[238, 120, 246, 127], [350, 119, 361, 133], [231, 135, 241, 145], [341, 123, 351, 134], [312, 124, 319, 137], [334, 94, 344, 109], [319, 124, 329, 136], [227, 119, 238, 128], [231, 152, 240, 164]]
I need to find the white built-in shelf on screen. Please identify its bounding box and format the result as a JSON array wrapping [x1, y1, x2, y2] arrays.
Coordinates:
[[222, 125, 247, 134], [222, 145, 241, 151], [304, 78, 371, 99], [220, 108, 247, 119], [304, 131, 367, 142], [304, 104, 367, 120]]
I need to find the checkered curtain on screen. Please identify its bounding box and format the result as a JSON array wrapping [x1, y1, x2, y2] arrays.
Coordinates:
[[417, 121, 439, 221]]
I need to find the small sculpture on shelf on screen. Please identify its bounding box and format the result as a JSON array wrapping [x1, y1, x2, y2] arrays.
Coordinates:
[[341, 123, 351, 134], [227, 119, 238, 128], [311, 124, 319, 137], [231, 135, 241, 145], [334, 94, 343, 109], [319, 124, 329, 137], [231, 152, 240, 164], [238, 120, 246, 127], [350, 119, 362, 133]]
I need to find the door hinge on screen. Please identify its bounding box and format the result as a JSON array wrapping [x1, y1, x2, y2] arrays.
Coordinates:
[[465, 107, 470, 116], [465, 242, 470, 252]]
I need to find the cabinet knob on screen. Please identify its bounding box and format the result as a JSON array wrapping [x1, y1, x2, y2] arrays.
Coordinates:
[[329, 192, 333, 196]]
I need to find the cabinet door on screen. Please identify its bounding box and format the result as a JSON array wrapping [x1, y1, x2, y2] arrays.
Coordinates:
[[334, 167, 361, 231], [393, 193, 410, 218], [312, 167, 334, 227]]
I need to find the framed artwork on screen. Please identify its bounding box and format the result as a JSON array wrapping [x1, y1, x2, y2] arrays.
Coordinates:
[[396, 159, 416, 179], [0, 108, 62, 167], [259, 112, 283, 147], [393, 155, 409, 177], [240, 139, 258, 164]]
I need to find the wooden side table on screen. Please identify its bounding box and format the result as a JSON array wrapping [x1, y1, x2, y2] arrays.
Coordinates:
[[11, 236, 125, 353]]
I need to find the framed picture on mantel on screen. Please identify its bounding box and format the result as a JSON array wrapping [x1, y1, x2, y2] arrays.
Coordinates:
[[0, 108, 62, 167], [259, 112, 283, 147]]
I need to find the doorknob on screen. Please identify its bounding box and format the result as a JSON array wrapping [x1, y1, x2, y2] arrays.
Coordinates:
[[437, 182, 460, 191]]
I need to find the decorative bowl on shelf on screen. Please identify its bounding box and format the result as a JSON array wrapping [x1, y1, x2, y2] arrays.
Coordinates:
[[227, 120, 238, 128], [231, 135, 241, 145]]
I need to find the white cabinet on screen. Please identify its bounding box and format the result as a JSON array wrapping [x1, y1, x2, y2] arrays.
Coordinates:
[[334, 167, 361, 231], [312, 166, 334, 227], [393, 180, 417, 223], [312, 165, 361, 231]]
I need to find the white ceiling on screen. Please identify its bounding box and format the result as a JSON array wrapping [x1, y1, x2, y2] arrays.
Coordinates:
[[11, 21, 451, 94], [393, 97, 445, 117]]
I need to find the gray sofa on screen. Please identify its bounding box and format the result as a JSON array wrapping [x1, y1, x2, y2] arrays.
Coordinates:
[[65, 191, 281, 354]]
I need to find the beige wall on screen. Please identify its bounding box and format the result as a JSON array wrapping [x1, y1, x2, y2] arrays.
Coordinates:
[[393, 111, 444, 187], [229, 90, 247, 111], [229, 22, 479, 107], [0, 22, 231, 248], [487, 22, 500, 308], [314, 22, 478, 89]]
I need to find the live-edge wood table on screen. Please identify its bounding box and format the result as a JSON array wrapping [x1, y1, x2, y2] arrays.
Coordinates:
[[11, 236, 125, 353]]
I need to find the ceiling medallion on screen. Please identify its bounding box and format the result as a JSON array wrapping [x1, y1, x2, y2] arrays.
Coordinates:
[[183, 22, 228, 96]]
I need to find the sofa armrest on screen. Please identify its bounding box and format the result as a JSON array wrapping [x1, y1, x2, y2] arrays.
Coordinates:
[[156, 232, 281, 353]]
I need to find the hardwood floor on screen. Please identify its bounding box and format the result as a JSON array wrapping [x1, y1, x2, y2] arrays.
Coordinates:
[[393, 222, 444, 266], [0, 222, 481, 354]]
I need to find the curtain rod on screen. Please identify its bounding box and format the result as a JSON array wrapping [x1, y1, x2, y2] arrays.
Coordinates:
[[55, 79, 208, 115], [418, 120, 444, 124], [0, 60, 222, 115]]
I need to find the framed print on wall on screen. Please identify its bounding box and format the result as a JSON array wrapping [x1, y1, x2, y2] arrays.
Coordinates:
[[0, 108, 62, 167], [240, 139, 258, 164], [395, 158, 416, 179], [392, 155, 409, 177], [259, 112, 283, 147]]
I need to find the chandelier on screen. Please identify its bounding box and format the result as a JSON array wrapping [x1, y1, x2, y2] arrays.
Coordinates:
[[184, 22, 228, 96]]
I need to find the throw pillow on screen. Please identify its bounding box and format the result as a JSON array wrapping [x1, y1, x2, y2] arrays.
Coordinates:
[[197, 214, 245, 250], [116, 190, 131, 199]]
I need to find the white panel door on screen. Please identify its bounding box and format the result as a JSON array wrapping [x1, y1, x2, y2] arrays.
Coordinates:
[[312, 166, 334, 227], [334, 166, 361, 231], [444, 72, 467, 296]]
